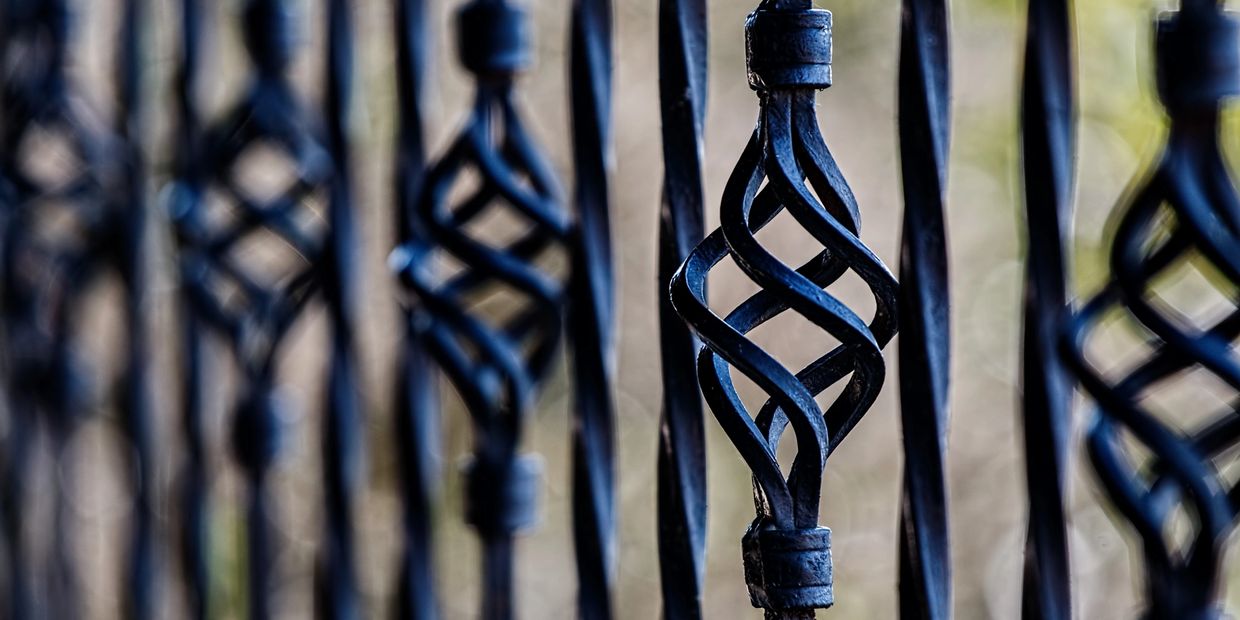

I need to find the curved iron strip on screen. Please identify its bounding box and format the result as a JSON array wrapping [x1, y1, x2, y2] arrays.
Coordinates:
[[655, 0, 709, 615], [1017, 0, 1076, 617], [1061, 2, 1240, 617], [567, 0, 617, 616], [895, 0, 951, 617], [391, 2, 569, 616], [392, 0, 441, 617], [670, 2, 899, 617]]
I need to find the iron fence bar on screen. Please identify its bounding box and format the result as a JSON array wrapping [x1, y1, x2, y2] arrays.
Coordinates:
[[1016, 0, 1076, 617], [171, 0, 210, 616], [319, 0, 364, 617], [670, 1, 899, 617], [0, 0, 151, 616], [655, 0, 709, 615], [1061, 1, 1240, 617], [894, 0, 951, 617], [392, 0, 441, 617], [116, 0, 159, 617], [168, 0, 352, 617], [567, 0, 617, 615], [390, 0, 570, 616]]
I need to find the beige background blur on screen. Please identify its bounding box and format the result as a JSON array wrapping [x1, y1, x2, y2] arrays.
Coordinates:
[[47, 0, 1240, 618]]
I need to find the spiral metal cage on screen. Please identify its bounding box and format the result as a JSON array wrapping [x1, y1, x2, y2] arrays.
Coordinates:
[[7, 0, 1240, 617], [166, 0, 362, 617], [1060, 1, 1240, 617], [668, 1, 899, 617], [0, 0, 154, 617]]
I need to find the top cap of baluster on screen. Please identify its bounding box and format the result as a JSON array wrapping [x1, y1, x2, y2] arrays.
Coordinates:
[[457, 0, 531, 78], [746, 8, 833, 91], [1155, 6, 1240, 109]]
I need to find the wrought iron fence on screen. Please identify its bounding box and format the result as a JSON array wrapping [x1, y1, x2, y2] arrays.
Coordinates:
[[2, 0, 1239, 617]]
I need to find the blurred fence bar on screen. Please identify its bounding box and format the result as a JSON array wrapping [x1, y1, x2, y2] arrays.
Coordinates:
[[391, 0, 440, 617], [7, 0, 1240, 617], [1016, 0, 1076, 617]]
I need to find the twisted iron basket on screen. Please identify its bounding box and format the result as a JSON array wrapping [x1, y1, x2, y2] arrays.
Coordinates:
[[1063, 2, 1240, 617], [671, 1, 898, 617], [390, 0, 569, 616]]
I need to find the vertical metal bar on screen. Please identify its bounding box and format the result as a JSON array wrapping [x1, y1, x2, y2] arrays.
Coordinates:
[[170, 0, 211, 615], [669, 1, 899, 617], [1017, 0, 1076, 617], [894, 0, 951, 617], [319, 0, 364, 617], [117, 0, 159, 617], [392, 0, 441, 617], [655, 0, 708, 615], [567, 0, 616, 615]]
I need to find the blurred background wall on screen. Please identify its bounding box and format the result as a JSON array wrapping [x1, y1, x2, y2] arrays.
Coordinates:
[[47, 0, 1240, 618]]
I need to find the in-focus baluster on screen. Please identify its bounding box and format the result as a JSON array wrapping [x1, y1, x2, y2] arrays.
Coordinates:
[[670, 2, 899, 618], [655, 0, 709, 616]]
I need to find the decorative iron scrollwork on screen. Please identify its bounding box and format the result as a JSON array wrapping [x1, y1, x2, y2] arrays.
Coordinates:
[[655, 0, 709, 616], [670, 1, 898, 617], [0, 0, 154, 617], [1017, 0, 1076, 617], [390, 0, 568, 616], [168, 0, 361, 617], [894, 0, 952, 617], [1062, 2, 1240, 617]]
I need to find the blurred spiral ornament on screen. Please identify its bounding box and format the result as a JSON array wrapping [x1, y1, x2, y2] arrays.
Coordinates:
[[0, 0, 154, 617], [167, 0, 362, 617], [390, 0, 569, 617], [669, 1, 898, 617], [1062, 2, 1240, 617]]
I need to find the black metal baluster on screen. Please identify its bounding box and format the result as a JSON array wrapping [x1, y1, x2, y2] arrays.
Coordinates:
[[319, 0, 364, 617], [655, 0, 708, 615], [894, 0, 951, 617], [567, 0, 616, 616], [0, 0, 152, 616], [116, 0, 159, 617], [1062, 1, 1240, 617], [390, 0, 568, 617], [168, 0, 349, 617], [1017, 0, 1075, 617], [392, 0, 441, 617], [669, 2, 899, 618], [170, 1, 210, 616]]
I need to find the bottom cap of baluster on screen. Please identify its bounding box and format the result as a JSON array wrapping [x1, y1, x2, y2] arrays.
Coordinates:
[[742, 523, 833, 611], [461, 453, 543, 537]]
